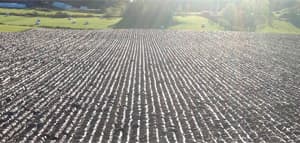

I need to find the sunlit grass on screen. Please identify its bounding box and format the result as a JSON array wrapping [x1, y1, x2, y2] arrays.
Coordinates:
[[0, 15, 121, 29], [1, 10, 299, 34], [0, 24, 31, 32], [0, 8, 101, 17], [169, 16, 224, 31], [257, 20, 300, 34]]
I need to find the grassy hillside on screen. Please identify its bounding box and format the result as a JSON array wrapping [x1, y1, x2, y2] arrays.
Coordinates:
[[170, 16, 224, 31], [169, 16, 300, 34], [0, 8, 101, 17], [257, 20, 300, 34], [0, 8, 120, 32], [0, 15, 121, 30], [0, 8, 299, 34], [0, 24, 30, 32], [2, 14, 299, 34]]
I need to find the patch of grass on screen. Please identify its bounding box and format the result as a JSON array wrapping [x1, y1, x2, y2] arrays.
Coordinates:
[[257, 20, 300, 34], [1, 9, 299, 34], [0, 15, 121, 29], [0, 8, 102, 17], [169, 16, 223, 31], [0, 24, 31, 32]]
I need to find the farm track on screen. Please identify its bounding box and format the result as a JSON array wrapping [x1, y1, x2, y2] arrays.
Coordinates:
[[0, 29, 299, 143]]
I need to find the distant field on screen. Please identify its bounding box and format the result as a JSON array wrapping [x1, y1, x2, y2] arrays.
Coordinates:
[[170, 16, 224, 31], [0, 15, 121, 30], [257, 20, 300, 34], [0, 8, 102, 17], [0, 8, 117, 32], [0, 8, 300, 34], [0, 24, 30, 32]]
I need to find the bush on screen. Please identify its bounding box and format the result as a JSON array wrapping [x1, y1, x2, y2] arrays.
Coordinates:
[[26, 11, 39, 17], [104, 7, 123, 17], [289, 14, 300, 28], [281, 9, 300, 28], [53, 11, 70, 18], [217, 19, 231, 30], [116, 0, 176, 28], [36, 8, 51, 12]]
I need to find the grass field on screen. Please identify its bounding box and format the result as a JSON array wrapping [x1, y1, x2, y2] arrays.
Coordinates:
[[0, 15, 121, 30], [0, 8, 101, 17], [170, 16, 224, 31], [0, 24, 30, 32], [0, 8, 300, 34], [0, 15, 225, 32], [257, 20, 300, 34], [170, 16, 300, 34], [1, 15, 300, 34]]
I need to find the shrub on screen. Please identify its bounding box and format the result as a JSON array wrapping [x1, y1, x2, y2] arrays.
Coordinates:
[[104, 7, 123, 17], [116, 0, 176, 28], [281, 9, 300, 28], [53, 11, 69, 18], [26, 11, 39, 17]]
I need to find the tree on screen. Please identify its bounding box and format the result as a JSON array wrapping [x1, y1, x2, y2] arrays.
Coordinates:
[[115, 0, 176, 28], [219, 0, 271, 31], [103, 0, 127, 17], [220, 3, 238, 30], [253, 0, 272, 25]]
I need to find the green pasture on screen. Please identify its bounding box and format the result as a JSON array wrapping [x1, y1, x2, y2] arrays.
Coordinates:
[[0, 7, 299, 34]]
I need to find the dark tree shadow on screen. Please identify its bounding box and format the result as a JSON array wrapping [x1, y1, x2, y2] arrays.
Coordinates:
[[113, 0, 176, 29]]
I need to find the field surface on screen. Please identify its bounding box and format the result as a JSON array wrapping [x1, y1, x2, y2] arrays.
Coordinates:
[[0, 29, 300, 143], [0, 15, 121, 30]]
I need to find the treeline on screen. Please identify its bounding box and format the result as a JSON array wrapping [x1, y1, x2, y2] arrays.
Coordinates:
[[111, 0, 299, 29], [214, 0, 300, 31], [217, 0, 272, 31], [176, 0, 299, 12], [115, 0, 175, 28]]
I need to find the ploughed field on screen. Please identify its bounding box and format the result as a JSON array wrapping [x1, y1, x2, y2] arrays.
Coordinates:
[[0, 29, 300, 143]]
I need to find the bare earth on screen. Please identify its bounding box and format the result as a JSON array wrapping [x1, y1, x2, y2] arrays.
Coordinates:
[[0, 29, 299, 143]]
